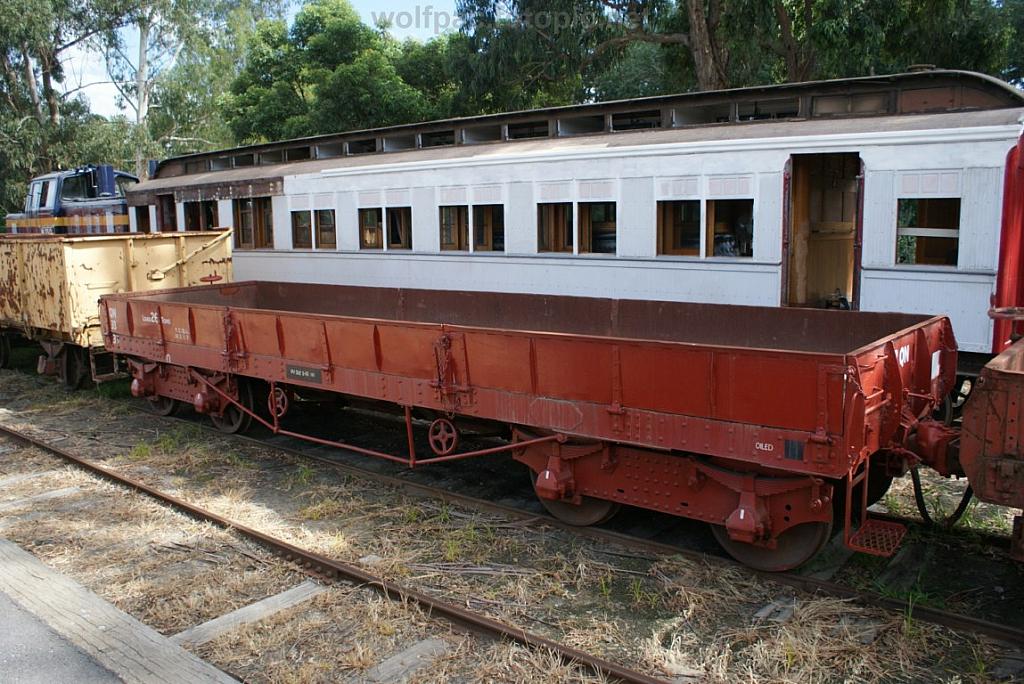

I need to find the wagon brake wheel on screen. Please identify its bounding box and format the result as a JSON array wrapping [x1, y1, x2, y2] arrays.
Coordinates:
[[711, 520, 834, 572], [211, 381, 254, 435], [536, 495, 621, 527], [427, 418, 460, 456], [268, 386, 290, 419], [144, 395, 179, 417]]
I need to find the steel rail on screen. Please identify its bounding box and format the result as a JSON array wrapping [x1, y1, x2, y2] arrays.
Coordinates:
[[177, 416, 1024, 648], [0, 423, 668, 684]]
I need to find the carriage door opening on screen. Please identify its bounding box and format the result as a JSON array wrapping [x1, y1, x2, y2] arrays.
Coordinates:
[[785, 153, 862, 309]]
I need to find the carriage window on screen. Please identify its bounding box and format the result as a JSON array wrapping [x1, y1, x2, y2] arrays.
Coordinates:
[[291, 211, 313, 249], [315, 209, 336, 249], [233, 197, 273, 249], [184, 200, 219, 231], [579, 202, 616, 254], [538, 202, 573, 253], [473, 205, 505, 252], [657, 200, 700, 255], [440, 205, 468, 250], [896, 198, 960, 266], [135, 206, 151, 234], [387, 207, 412, 250], [706, 199, 753, 257], [157, 194, 177, 232], [359, 208, 383, 249]]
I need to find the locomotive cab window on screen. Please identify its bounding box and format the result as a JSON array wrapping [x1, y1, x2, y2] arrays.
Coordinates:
[[579, 202, 616, 254], [233, 197, 274, 249], [473, 205, 505, 252], [315, 209, 336, 249], [657, 200, 700, 256], [359, 208, 383, 249], [706, 199, 754, 257], [60, 174, 91, 202], [387, 207, 412, 250], [440, 205, 469, 251], [291, 211, 313, 249], [896, 198, 960, 266], [538, 202, 573, 253]]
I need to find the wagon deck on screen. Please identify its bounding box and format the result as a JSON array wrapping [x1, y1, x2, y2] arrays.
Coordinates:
[[101, 282, 959, 570]]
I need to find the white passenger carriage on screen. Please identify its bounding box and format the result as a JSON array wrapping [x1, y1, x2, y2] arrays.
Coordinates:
[[125, 70, 1024, 368]]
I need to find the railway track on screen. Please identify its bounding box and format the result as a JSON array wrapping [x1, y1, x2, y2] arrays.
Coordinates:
[[1, 361, 1021, 679], [204, 415, 1024, 649], [0, 422, 668, 684]]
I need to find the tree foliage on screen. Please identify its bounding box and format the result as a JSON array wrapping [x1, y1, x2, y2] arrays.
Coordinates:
[[5, 0, 1024, 219]]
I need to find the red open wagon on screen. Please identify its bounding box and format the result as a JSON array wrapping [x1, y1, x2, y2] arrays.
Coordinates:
[[100, 282, 959, 570]]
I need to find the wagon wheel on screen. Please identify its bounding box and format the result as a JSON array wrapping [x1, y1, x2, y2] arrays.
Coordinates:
[[537, 495, 621, 526], [711, 520, 833, 572], [427, 418, 460, 456], [211, 381, 254, 435], [144, 396, 180, 417], [528, 465, 622, 526], [58, 346, 91, 391], [934, 376, 971, 426], [0, 334, 11, 369]]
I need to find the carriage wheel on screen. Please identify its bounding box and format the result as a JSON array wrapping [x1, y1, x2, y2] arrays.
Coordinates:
[[711, 520, 833, 572], [427, 418, 460, 456], [144, 396, 180, 417], [211, 381, 254, 434]]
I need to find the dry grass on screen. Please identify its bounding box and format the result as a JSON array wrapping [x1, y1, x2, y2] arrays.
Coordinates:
[[0, 369, 1015, 682], [881, 469, 1017, 537], [197, 587, 484, 683], [0, 469, 304, 634]]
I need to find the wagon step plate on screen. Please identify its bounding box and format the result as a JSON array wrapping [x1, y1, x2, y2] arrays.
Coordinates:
[[847, 519, 907, 557]]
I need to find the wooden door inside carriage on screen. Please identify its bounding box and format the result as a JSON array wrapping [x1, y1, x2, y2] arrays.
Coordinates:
[[783, 153, 863, 309]]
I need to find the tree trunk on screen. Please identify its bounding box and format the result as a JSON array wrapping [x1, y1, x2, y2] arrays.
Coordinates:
[[773, 0, 815, 82], [134, 17, 151, 177], [686, 0, 729, 91], [20, 45, 45, 124], [0, 53, 19, 109], [40, 49, 61, 126]]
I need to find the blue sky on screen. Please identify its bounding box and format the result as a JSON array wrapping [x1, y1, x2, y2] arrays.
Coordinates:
[[65, 0, 459, 117]]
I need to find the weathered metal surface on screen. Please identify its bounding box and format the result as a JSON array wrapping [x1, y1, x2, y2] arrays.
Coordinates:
[[961, 337, 1024, 511], [100, 282, 956, 564], [0, 232, 232, 348]]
